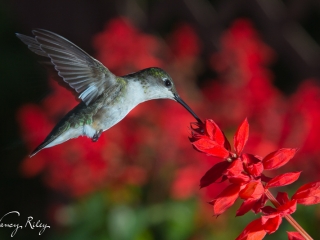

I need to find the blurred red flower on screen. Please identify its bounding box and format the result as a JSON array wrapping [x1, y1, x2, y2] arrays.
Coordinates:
[[93, 17, 164, 75]]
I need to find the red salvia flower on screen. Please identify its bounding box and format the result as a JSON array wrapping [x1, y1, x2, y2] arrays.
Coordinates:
[[190, 118, 318, 239], [292, 181, 320, 205]]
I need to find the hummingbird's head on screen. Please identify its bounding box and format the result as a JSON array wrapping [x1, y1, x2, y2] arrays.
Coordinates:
[[141, 67, 178, 100], [139, 67, 202, 123]]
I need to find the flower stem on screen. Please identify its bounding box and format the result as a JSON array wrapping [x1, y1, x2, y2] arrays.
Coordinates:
[[265, 190, 313, 240]]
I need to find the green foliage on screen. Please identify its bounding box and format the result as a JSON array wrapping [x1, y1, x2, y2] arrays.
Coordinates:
[[49, 191, 199, 240]]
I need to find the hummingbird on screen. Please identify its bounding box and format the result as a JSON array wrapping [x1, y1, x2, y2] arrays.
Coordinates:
[[16, 29, 202, 157]]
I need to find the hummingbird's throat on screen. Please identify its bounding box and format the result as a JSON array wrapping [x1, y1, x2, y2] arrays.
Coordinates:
[[174, 95, 202, 123]]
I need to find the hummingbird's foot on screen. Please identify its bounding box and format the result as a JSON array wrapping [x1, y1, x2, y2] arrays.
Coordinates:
[[92, 129, 103, 142]]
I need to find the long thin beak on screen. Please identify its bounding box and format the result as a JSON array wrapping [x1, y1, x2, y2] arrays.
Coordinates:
[[174, 94, 202, 123]]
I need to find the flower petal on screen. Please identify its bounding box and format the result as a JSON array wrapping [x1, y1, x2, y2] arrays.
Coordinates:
[[265, 172, 301, 189], [239, 181, 265, 200], [261, 214, 282, 234], [234, 118, 249, 155], [192, 137, 216, 150], [261, 206, 277, 215], [242, 153, 262, 165], [247, 162, 264, 178], [262, 148, 297, 170], [261, 174, 272, 183], [236, 218, 266, 240], [277, 199, 297, 216], [205, 119, 225, 145], [252, 194, 268, 214], [242, 154, 264, 178], [192, 138, 230, 158], [276, 192, 290, 205], [236, 198, 257, 216], [228, 174, 251, 184], [287, 232, 305, 240], [292, 181, 320, 205], [209, 183, 241, 215], [200, 161, 231, 188], [225, 159, 244, 176], [225, 159, 250, 184]]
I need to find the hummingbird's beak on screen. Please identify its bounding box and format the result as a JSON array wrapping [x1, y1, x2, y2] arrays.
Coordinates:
[[174, 94, 202, 123]]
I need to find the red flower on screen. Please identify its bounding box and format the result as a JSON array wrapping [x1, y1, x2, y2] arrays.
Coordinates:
[[191, 118, 248, 161], [265, 172, 301, 189], [209, 183, 241, 216], [235, 218, 266, 240], [292, 181, 320, 205], [237, 192, 297, 239], [262, 148, 298, 170], [190, 118, 317, 239], [93, 18, 163, 75], [169, 24, 201, 59], [192, 119, 268, 216], [287, 232, 305, 240]]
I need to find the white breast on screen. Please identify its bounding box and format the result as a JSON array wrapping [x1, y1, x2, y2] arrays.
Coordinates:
[[98, 81, 147, 131]]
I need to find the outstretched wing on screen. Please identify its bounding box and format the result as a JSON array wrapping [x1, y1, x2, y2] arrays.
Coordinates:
[[16, 29, 116, 105]]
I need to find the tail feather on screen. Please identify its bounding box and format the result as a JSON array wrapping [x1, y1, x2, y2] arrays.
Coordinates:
[[27, 102, 87, 157], [29, 126, 84, 157], [29, 134, 60, 157], [29, 143, 46, 157]]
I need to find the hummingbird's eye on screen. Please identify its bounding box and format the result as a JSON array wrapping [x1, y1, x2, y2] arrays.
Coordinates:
[[164, 79, 172, 88]]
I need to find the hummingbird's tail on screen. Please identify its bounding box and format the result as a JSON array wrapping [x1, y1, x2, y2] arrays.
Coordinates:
[[28, 102, 89, 157], [29, 143, 47, 157], [29, 131, 66, 157], [29, 126, 82, 157], [29, 120, 71, 157]]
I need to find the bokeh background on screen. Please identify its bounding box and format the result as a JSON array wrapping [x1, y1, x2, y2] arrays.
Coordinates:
[[1, 0, 320, 239]]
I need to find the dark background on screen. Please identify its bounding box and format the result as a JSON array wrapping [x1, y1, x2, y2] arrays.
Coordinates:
[[1, 0, 320, 239]]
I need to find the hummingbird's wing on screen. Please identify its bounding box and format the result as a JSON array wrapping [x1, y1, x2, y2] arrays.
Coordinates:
[[16, 29, 117, 105]]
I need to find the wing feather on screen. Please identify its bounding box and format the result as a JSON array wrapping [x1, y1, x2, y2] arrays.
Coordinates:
[[16, 29, 117, 105]]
